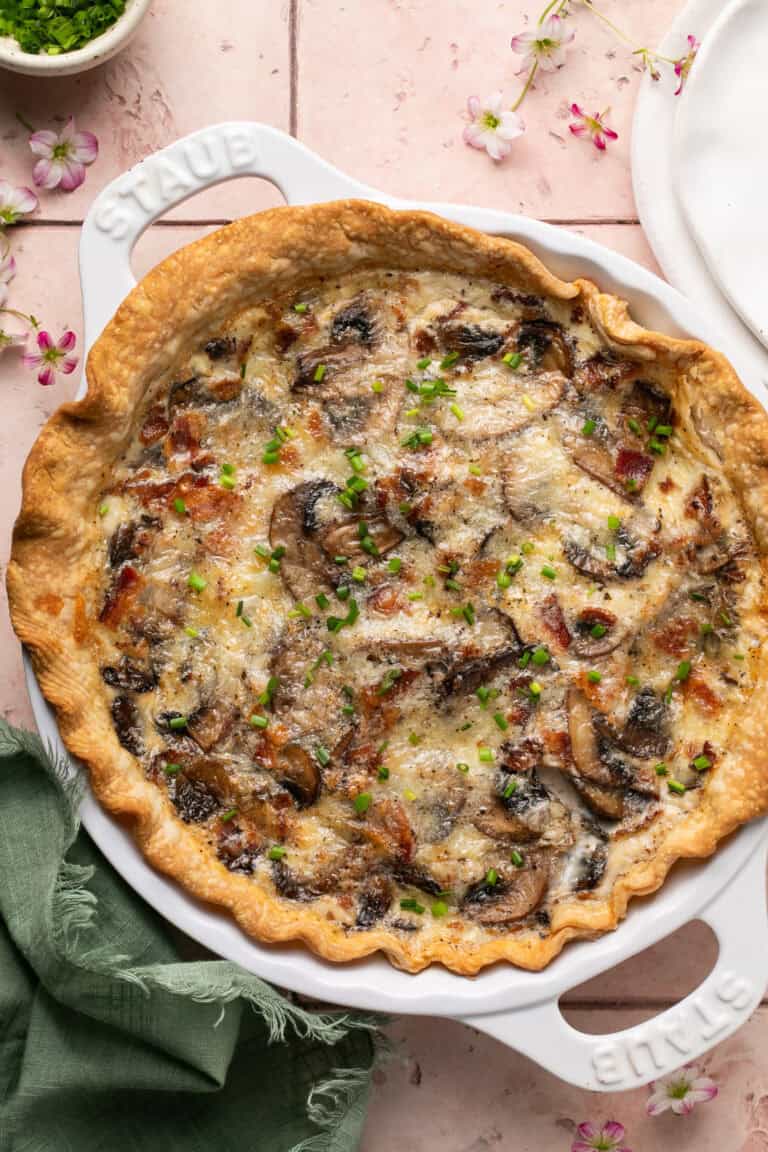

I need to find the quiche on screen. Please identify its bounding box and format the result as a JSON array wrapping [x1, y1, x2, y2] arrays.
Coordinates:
[[8, 202, 768, 974]]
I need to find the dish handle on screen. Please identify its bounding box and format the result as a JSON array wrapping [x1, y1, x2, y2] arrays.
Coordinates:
[[458, 835, 768, 1091], [79, 122, 377, 352]]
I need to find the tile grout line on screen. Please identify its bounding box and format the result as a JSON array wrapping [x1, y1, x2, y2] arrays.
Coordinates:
[[289, 0, 298, 138]]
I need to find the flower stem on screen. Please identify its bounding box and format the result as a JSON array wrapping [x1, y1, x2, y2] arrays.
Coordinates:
[[538, 0, 568, 23], [0, 307, 37, 327], [14, 110, 34, 133], [511, 61, 539, 111]]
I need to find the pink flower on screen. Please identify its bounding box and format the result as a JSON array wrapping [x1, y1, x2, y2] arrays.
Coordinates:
[[673, 35, 700, 96], [23, 328, 79, 387], [646, 1064, 718, 1117], [0, 179, 38, 225], [572, 1120, 631, 1152], [569, 104, 619, 151], [464, 92, 525, 161], [0, 248, 16, 307], [29, 116, 99, 192], [511, 14, 575, 74]]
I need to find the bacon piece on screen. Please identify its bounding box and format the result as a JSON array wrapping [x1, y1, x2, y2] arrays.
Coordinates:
[[539, 593, 571, 649], [614, 447, 654, 492], [684, 675, 723, 717], [651, 615, 698, 656], [100, 565, 142, 627], [165, 411, 207, 458], [140, 403, 169, 445]]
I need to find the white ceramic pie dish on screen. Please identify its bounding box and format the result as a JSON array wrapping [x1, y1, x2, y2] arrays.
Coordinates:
[[24, 122, 768, 1092]]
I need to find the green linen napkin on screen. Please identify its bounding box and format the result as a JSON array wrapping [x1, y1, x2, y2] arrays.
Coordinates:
[[0, 719, 377, 1152]]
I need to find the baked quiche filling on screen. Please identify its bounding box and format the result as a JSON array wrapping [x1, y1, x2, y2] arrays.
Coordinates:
[[89, 269, 763, 954]]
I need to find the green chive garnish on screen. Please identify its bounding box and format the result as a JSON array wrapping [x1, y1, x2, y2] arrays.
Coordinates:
[[607, 514, 621, 532], [676, 660, 692, 682], [354, 792, 372, 815], [510, 850, 524, 868], [503, 779, 517, 799], [582, 418, 597, 436], [313, 363, 326, 382], [316, 593, 330, 609], [378, 764, 390, 780], [502, 351, 523, 369], [250, 714, 269, 729], [187, 571, 207, 592], [541, 565, 556, 581], [173, 497, 187, 515], [400, 898, 425, 914], [590, 623, 607, 639], [431, 900, 448, 918], [315, 745, 331, 767], [493, 712, 509, 732], [485, 868, 498, 886], [456, 762, 470, 774], [184, 626, 199, 639], [98, 502, 109, 517], [668, 780, 686, 796], [169, 716, 188, 730], [440, 351, 459, 369], [478, 747, 494, 763], [531, 646, 550, 666], [655, 763, 668, 776], [293, 302, 308, 313], [269, 846, 287, 861], [162, 763, 181, 775], [693, 755, 712, 771], [220, 807, 238, 822], [587, 670, 602, 684]]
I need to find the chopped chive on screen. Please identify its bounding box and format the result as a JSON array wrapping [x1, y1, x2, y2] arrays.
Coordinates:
[[315, 593, 330, 609], [510, 850, 525, 868], [521, 541, 534, 555], [334, 555, 348, 565], [407, 591, 424, 602], [240, 363, 246, 378], [502, 351, 523, 369], [400, 898, 425, 914], [485, 868, 499, 886], [518, 651, 531, 669], [456, 762, 470, 774], [162, 762, 181, 775], [398, 501, 413, 515], [468, 464, 482, 476], [255, 543, 271, 559], [461, 602, 476, 626], [668, 779, 686, 796], [476, 685, 492, 708], [503, 779, 517, 799], [250, 714, 269, 730], [236, 599, 244, 618], [655, 763, 668, 776], [607, 514, 621, 532], [187, 571, 207, 592], [377, 667, 403, 695], [647, 416, 658, 433], [351, 566, 366, 583], [289, 602, 312, 619], [626, 674, 639, 686], [606, 542, 617, 562], [529, 681, 543, 700], [336, 585, 351, 601], [268, 558, 281, 574], [173, 497, 187, 515], [403, 788, 417, 802], [408, 732, 421, 747], [416, 356, 432, 370], [626, 477, 638, 492], [431, 900, 449, 918], [627, 417, 641, 435], [387, 557, 402, 575], [372, 380, 384, 394], [478, 747, 494, 763], [262, 449, 280, 465], [541, 565, 556, 581], [521, 393, 536, 413], [315, 745, 331, 767], [582, 418, 597, 436], [258, 676, 279, 708], [268, 845, 287, 861], [221, 461, 235, 476], [169, 716, 188, 731], [378, 764, 390, 780], [675, 660, 692, 682], [587, 670, 602, 684], [220, 807, 238, 822], [354, 792, 372, 815], [496, 567, 512, 590], [493, 712, 509, 732], [531, 646, 550, 666], [184, 626, 199, 639], [590, 623, 608, 639], [693, 755, 712, 771], [719, 611, 732, 627], [241, 613, 253, 628], [313, 363, 327, 382], [655, 424, 673, 437], [98, 502, 109, 517], [450, 403, 465, 422], [445, 577, 462, 592], [293, 301, 309, 313], [649, 438, 666, 455], [440, 351, 459, 369]]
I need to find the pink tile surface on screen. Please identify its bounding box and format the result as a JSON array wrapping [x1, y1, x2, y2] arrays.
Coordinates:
[[1, 3, 764, 1141], [297, 0, 684, 218]]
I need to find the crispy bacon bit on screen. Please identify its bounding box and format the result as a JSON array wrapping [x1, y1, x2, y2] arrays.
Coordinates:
[[463, 476, 486, 496], [651, 615, 698, 656], [307, 408, 325, 439], [615, 447, 654, 492], [166, 411, 207, 457], [100, 565, 142, 627], [140, 404, 170, 445], [684, 675, 723, 717], [659, 476, 677, 493], [208, 376, 244, 403], [362, 797, 415, 863], [539, 593, 571, 649]]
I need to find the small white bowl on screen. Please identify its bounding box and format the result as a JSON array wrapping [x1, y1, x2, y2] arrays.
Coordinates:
[[0, 0, 152, 77]]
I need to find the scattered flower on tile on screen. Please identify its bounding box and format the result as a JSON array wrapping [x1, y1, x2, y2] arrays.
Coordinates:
[[463, 93, 525, 161], [0, 242, 16, 307], [511, 13, 575, 73], [29, 116, 99, 192], [571, 1120, 631, 1152], [646, 1064, 718, 1117], [23, 328, 79, 387], [568, 103, 618, 151], [0, 179, 38, 225], [673, 34, 700, 95]]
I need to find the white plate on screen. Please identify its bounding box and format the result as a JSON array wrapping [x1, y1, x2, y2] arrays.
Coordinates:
[[632, 0, 768, 398], [23, 122, 768, 1093], [676, 0, 768, 349]]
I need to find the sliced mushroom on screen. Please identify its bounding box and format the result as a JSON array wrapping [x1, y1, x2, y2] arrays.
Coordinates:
[[275, 742, 321, 808], [204, 336, 238, 361], [168, 374, 243, 410], [613, 687, 670, 759], [356, 873, 394, 927], [571, 607, 624, 660], [621, 378, 671, 431], [319, 512, 403, 562], [168, 775, 219, 824], [517, 319, 573, 376], [571, 442, 632, 500], [571, 837, 608, 892], [439, 322, 505, 361], [393, 862, 444, 895], [563, 528, 658, 584], [430, 368, 564, 442], [102, 657, 157, 693], [438, 644, 521, 702], [269, 480, 341, 602], [217, 824, 265, 874], [331, 298, 378, 346], [111, 694, 144, 756], [187, 701, 236, 752], [462, 856, 549, 924]]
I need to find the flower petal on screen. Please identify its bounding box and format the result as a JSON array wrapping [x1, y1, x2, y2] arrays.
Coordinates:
[[463, 124, 486, 149], [33, 157, 64, 190], [37, 364, 57, 387], [28, 129, 58, 158], [569, 123, 587, 137], [22, 350, 43, 369], [58, 160, 86, 192], [57, 329, 77, 353], [511, 30, 536, 52], [688, 1084, 718, 1103], [71, 129, 99, 164], [646, 1093, 673, 1117], [576, 1122, 598, 1141], [671, 1096, 696, 1116], [602, 1122, 626, 1142], [60, 355, 79, 375], [37, 330, 54, 353], [467, 95, 481, 118], [570, 1143, 595, 1152], [570, 102, 585, 117], [0, 254, 16, 284]]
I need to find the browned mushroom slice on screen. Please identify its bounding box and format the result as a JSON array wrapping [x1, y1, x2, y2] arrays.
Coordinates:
[[438, 644, 522, 702], [187, 701, 236, 752], [168, 774, 219, 824], [612, 687, 670, 759], [517, 319, 574, 376], [563, 527, 659, 584], [571, 442, 632, 500], [566, 689, 616, 789], [111, 694, 144, 756], [330, 298, 378, 347], [462, 856, 549, 924], [356, 873, 394, 927], [102, 656, 157, 693], [438, 322, 505, 361], [217, 823, 266, 874], [571, 607, 625, 659], [359, 798, 416, 864], [621, 378, 671, 433], [293, 345, 362, 391], [269, 480, 341, 602], [168, 374, 243, 410], [319, 513, 403, 561], [272, 845, 374, 902], [275, 742, 321, 808]]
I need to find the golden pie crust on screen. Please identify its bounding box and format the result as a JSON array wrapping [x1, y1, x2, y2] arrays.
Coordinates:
[[8, 201, 768, 974]]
